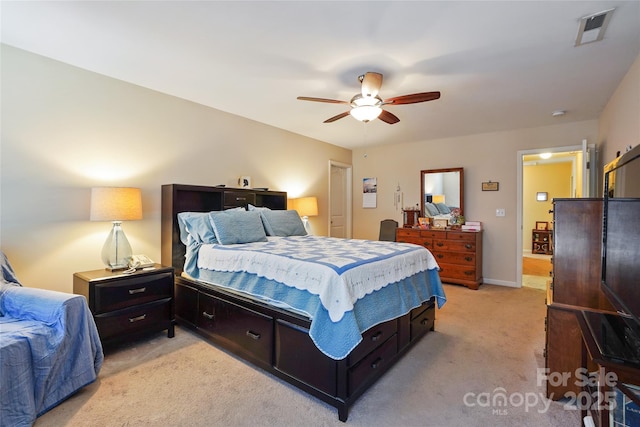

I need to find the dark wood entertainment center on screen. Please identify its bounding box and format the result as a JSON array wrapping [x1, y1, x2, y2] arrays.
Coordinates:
[[161, 184, 438, 421]]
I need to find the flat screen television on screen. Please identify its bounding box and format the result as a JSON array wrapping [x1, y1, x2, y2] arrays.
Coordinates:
[[601, 144, 640, 362]]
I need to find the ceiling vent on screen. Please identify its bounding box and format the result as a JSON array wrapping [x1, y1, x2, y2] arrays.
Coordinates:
[[575, 8, 615, 46]]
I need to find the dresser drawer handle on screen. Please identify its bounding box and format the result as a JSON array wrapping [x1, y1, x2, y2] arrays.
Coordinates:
[[129, 314, 146, 323], [437, 254, 444, 259], [202, 311, 215, 320], [420, 317, 430, 326], [246, 330, 261, 340], [436, 242, 444, 247], [371, 331, 383, 342], [464, 271, 473, 276], [465, 244, 473, 249], [235, 197, 247, 201], [464, 256, 472, 262], [371, 357, 383, 369], [128, 287, 146, 295]]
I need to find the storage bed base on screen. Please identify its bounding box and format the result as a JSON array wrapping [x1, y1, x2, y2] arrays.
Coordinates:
[[174, 276, 436, 422]]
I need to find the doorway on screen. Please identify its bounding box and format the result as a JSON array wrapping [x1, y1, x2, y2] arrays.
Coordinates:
[[328, 160, 352, 238], [517, 143, 594, 288]]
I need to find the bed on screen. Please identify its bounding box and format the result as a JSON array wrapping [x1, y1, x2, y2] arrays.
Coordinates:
[[161, 184, 446, 421], [0, 252, 103, 427]]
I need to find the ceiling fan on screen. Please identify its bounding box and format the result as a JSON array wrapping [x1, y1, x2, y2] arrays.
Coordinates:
[[297, 72, 440, 124]]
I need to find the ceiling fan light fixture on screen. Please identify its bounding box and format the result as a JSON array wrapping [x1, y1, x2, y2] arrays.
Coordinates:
[[350, 105, 382, 122]]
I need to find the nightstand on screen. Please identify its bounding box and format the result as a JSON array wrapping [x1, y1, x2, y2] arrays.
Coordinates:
[[73, 264, 175, 345]]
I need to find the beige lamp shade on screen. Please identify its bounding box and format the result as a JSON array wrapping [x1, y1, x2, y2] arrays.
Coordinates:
[[293, 196, 318, 217], [90, 187, 143, 221]]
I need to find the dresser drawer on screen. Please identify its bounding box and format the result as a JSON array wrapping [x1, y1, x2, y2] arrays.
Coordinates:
[[348, 334, 398, 395], [348, 318, 397, 365], [94, 298, 172, 341], [93, 271, 173, 313], [446, 231, 477, 242], [438, 263, 478, 281], [432, 251, 476, 266], [198, 292, 273, 365], [433, 239, 476, 252]]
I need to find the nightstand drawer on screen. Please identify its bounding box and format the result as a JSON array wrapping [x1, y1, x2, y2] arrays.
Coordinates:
[[93, 271, 173, 313], [94, 298, 172, 341]]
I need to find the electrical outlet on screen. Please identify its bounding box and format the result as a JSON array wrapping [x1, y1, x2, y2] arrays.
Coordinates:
[[496, 208, 506, 217]]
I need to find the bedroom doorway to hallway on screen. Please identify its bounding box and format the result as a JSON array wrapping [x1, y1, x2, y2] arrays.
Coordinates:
[[516, 141, 596, 288]]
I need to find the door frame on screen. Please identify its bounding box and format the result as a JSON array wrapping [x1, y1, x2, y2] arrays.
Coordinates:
[[328, 160, 353, 238], [516, 143, 587, 287]]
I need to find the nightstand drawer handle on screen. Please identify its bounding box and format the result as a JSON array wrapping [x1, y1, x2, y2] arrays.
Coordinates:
[[246, 330, 261, 340], [465, 244, 473, 249], [202, 311, 215, 320], [128, 287, 146, 295], [129, 314, 146, 323], [236, 197, 247, 201]]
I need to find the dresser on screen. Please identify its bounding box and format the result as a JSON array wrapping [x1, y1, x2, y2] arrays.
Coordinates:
[[545, 199, 614, 400], [73, 265, 175, 345], [396, 228, 483, 290]]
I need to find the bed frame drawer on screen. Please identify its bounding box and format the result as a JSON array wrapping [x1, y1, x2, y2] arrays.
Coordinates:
[[94, 298, 172, 341], [410, 304, 436, 340], [198, 292, 273, 366], [347, 319, 398, 365], [348, 334, 398, 395]]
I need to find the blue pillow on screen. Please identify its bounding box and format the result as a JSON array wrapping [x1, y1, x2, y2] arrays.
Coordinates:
[[435, 203, 451, 214], [208, 210, 267, 245], [177, 212, 217, 245], [259, 210, 307, 237], [424, 202, 440, 216], [247, 204, 270, 212]]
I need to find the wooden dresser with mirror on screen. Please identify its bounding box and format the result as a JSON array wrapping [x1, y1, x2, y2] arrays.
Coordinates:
[[396, 167, 483, 290]]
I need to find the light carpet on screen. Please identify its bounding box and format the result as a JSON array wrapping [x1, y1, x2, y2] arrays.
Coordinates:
[[34, 284, 581, 426]]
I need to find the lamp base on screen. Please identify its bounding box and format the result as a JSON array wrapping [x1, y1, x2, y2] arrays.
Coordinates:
[[101, 221, 133, 270], [302, 216, 313, 235]]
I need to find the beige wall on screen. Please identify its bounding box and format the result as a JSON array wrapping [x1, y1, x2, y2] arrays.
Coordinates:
[[599, 53, 640, 174], [2, 45, 638, 293], [351, 120, 598, 286], [0, 45, 351, 292]]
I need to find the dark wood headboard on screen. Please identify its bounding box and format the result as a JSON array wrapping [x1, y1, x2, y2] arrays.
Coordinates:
[[161, 184, 287, 275]]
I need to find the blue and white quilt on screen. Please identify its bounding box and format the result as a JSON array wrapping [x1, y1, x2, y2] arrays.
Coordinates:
[[188, 235, 446, 359]]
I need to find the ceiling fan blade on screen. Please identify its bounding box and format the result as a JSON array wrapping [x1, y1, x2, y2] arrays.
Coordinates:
[[360, 72, 383, 97], [297, 96, 348, 104], [323, 111, 351, 123], [378, 109, 400, 124], [384, 91, 441, 105]]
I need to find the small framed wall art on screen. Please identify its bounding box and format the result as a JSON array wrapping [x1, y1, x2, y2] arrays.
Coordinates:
[[536, 192, 548, 201], [482, 181, 499, 191]]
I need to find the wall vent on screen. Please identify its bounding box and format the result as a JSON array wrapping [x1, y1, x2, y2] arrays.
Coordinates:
[[575, 8, 615, 46]]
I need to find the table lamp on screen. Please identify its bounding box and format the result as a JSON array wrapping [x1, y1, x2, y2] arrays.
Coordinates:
[[90, 187, 142, 270], [293, 196, 318, 235]]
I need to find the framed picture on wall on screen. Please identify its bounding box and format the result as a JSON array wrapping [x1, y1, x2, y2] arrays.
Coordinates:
[[535, 221, 548, 231]]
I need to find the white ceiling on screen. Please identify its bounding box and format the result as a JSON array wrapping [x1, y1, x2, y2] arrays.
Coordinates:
[[2, 1, 639, 149]]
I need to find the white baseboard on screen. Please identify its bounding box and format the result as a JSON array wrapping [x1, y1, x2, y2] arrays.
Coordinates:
[[482, 278, 520, 288]]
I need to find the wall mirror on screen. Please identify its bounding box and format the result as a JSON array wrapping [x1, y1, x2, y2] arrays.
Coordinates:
[[420, 167, 464, 216]]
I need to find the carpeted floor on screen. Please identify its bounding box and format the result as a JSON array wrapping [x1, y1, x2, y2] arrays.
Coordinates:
[[35, 284, 581, 427]]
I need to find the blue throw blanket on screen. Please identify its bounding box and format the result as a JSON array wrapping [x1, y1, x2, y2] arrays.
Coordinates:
[[0, 285, 103, 426]]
